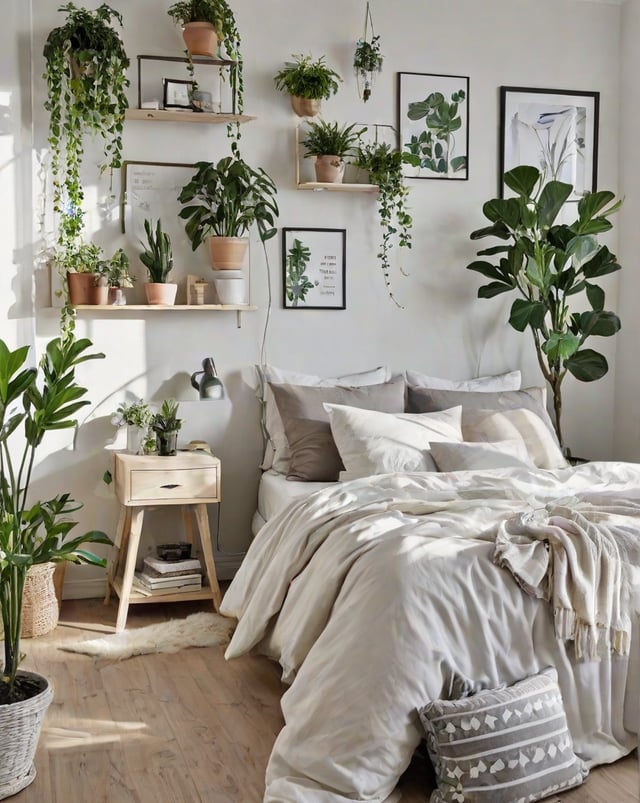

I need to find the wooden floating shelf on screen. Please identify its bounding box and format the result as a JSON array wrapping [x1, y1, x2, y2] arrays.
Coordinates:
[[296, 181, 378, 193], [125, 108, 256, 124], [73, 304, 257, 311]]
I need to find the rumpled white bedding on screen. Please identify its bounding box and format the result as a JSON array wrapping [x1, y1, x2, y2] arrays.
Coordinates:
[[220, 462, 640, 803]]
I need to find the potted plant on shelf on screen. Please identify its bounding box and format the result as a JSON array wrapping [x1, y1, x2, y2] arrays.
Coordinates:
[[0, 336, 111, 796], [58, 241, 104, 306], [354, 140, 413, 306], [273, 53, 342, 118], [466, 164, 623, 451], [101, 248, 134, 305], [167, 0, 243, 112], [301, 119, 366, 183], [139, 219, 177, 305], [151, 399, 183, 456], [43, 3, 130, 247], [111, 398, 153, 454], [178, 156, 279, 270]]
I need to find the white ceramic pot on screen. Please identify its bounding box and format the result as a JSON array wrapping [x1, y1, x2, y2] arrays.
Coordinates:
[[213, 276, 247, 305]]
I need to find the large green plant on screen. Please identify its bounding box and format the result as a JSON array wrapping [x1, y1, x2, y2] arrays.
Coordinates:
[[0, 337, 111, 703], [273, 54, 342, 101], [402, 87, 467, 176], [301, 120, 365, 158], [355, 141, 413, 307], [43, 3, 130, 246], [466, 165, 622, 447], [178, 157, 279, 249]]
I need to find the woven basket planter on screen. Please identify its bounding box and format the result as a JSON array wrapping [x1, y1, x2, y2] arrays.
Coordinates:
[[21, 563, 59, 638], [0, 671, 53, 799]]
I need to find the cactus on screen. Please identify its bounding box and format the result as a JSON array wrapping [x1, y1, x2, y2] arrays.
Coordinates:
[[139, 218, 173, 283]]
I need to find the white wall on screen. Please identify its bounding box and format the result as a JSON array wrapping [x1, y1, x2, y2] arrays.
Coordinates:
[[5, 0, 625, 597]]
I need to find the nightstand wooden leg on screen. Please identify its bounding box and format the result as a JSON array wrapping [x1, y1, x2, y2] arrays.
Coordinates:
[[115, 508, 144, 632], [181, 506, 194, 546], [104, 505, 130, 604], [194, 503, 222, 611]]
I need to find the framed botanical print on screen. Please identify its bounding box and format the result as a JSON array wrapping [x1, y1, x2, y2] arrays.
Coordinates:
[[398, 71, 469, 180], [500, 86, 599, 200], [282, 228, 346, 309]]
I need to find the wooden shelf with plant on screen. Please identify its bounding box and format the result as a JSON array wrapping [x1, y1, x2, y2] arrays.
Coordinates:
[[294, 123, 377, 192]]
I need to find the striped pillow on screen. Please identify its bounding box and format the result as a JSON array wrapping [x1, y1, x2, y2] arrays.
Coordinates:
[[417, 667, 588, 803]]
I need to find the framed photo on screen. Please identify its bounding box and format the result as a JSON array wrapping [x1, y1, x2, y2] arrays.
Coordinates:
[[398, 72, 469, 180], [282, 228, 346, 309], [500, 86, 599, 200], [162, 78, 194, 109]]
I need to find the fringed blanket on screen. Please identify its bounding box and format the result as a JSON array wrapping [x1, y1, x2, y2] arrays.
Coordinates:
[[494, 499, 640, 659]]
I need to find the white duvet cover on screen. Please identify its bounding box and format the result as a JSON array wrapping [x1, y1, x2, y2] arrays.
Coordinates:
[[221, 462, 640, 803]]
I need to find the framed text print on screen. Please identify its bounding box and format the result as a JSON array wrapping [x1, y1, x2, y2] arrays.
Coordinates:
[[282, 228, 346, 309], [398, 72, 469, 180], [500, 86, 599, 200]]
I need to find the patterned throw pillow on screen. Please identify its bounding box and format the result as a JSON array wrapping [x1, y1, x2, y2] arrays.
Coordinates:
[[417, 667, 588, 803]]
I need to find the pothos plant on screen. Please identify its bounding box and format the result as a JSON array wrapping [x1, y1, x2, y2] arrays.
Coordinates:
[[285, 238, 318, 306], [353, 2, 382, 103], [403, 87, 467, 176], [355, 140, 413, 307], [466, 164, 622, 448], [43, 3, 130, 246]]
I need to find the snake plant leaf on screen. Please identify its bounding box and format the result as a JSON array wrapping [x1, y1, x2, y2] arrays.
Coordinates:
[[509, 298, 547, 331], [503, 165, 540, 198], [565, 348, 609, 381]]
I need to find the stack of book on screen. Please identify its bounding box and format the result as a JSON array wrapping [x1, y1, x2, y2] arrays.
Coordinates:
[[133, 554, 203, 597]]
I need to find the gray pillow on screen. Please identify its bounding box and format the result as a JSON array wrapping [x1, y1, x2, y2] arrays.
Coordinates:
[[269, 378, 406, 481], [418, 666, 588, 803]]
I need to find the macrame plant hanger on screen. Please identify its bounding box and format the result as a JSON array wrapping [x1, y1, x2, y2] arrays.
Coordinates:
[[354, 2, 382, 103]]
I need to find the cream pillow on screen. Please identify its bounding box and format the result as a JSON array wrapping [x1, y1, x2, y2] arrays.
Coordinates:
[[323, 403, 463, 477], [406, 369, 521, 392], [463, 407, 568, 470], [256, 364, 391, 472], [430, 439, 536, 472]]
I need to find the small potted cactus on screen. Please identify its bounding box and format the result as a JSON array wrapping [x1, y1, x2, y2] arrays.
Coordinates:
[[139, 218, 177, 305]]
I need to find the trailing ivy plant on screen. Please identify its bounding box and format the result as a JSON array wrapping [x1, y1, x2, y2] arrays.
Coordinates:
[[466, 164, 622, 448], [355, 140, 413, 307], [402, 88, 467, 176], [43, 3, 130, 246]]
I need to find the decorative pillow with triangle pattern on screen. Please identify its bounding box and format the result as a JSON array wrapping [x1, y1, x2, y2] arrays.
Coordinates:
[[417, 667, 588, 803]]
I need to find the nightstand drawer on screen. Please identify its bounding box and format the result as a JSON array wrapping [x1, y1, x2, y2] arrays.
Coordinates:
[[128, 466, 219, 502]]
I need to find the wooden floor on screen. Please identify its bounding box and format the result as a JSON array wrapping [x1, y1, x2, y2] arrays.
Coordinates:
[[12, 597, 639, 802]]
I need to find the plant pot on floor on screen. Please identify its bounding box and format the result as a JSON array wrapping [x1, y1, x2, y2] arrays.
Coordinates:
[[144, 283, 177, 305], [67, 272, 97, 305], [21, 563, 59, 638], [207, 237, 248, 270], [182, 21, 218, 57], [291, 96, 321, 117], [314, 155, 345, 183], [0, 671, 53, 799]]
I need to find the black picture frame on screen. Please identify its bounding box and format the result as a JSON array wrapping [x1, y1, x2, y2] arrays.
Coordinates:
[[162, 78, 195, 109], [397, 71, 469, 180], [282, 228, 346, 310], [499, 86, 600, 200]]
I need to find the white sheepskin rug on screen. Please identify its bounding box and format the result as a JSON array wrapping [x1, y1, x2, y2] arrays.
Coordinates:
[[61, 612, 235, 660]]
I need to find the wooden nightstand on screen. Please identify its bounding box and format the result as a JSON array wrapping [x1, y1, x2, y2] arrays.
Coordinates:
[[104, 451, 222, 632]]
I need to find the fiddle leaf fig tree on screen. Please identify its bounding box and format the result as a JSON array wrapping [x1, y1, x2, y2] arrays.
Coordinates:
[[466, 165, 622, 448]]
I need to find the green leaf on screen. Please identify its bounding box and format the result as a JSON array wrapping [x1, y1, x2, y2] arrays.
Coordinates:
[[503, 166, 540, 198], [478, 282, 515, 299], [525, 256, 546, 290], [470, 222, 511, 241], [566, 234, 598, 264], [565, 349, 609, 381], [483, 198, 521, 229], [581, 246, 621, 279], [509, 298, 547, 331], [586, 283, 605, 311], [537, 180, 572, 228], [543, 332, 581, 362], [466, 261, 510, 282], [579, 310, 621, 338], [577, 190, 619, 223]]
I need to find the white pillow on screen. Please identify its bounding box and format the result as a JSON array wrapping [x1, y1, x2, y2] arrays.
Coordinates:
[[463, 408, 568, 470], [430, 439, 536, 472], [323, 403, 463, 478], [406, 369, 521, 392], [257, 364, 391, 472]]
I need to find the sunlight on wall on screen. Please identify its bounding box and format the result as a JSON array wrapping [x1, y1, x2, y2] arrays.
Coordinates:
[[0, 89, 16, 344]]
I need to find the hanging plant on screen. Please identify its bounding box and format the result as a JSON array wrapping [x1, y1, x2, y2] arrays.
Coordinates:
[[355, 139, 412, 307], [353, 3, 383, 103], [43, 3, 130, 246]]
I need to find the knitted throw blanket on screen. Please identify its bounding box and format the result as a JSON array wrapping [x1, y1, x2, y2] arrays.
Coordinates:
[[494, 500, 640, 660]]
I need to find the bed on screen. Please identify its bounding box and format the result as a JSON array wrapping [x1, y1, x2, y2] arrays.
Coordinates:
[[222, 366, 640, 803]]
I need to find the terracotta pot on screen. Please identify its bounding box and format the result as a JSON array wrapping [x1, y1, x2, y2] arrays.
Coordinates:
[[66, 272, 97, 305], [291, 96, 321, 117], [314, 155, 345, 183], [207, 236, 249, 270], [182, 21, 218, 57], [88, 284, 108, 305], [144, 283, 178, 305]]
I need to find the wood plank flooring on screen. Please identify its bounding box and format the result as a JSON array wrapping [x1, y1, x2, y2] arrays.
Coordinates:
[[11, 598, 639, 802]]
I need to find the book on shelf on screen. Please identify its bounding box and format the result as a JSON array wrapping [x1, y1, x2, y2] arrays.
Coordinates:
[[132, 573, 202, 597], [136, 570, 202, 589], [143, 555, 202, 576]]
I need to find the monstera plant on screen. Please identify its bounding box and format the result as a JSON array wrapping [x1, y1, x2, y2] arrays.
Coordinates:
[[466, 165, 622, 448]]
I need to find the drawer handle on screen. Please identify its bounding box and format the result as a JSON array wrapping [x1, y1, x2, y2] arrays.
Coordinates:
[[160, 483, 181, 489]]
